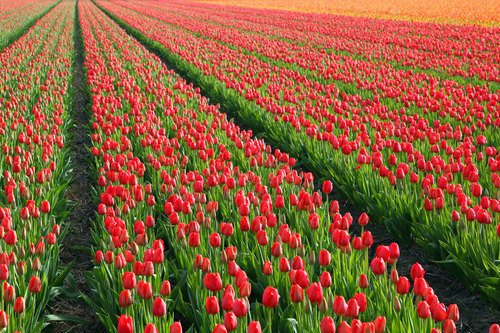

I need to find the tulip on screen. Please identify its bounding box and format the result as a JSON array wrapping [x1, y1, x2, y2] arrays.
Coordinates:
[[318, 249, 331, 266], [320, 271, 332, 288], [306, 282, 323, 304], [3, 284, 15, 303], [206, 296, 220, 314], [152, 297, 166, 317], [224, 312, 237, 331], [222, 291, 234, 311], [29, 276, 41, 293], [333, 296, 347, 315], [359, 274, 368, 288], [247, 321, 262, 333], [396, 276, 410, 295], [239, 282, 251, 298], [345, 299, 359, 318], [431, 302, 448, 322], [119, 290, 133, 308], [213, 324, 227, 333], [144, 324, 158, 333], [232, 298, 247, 317], [417, 301, 431, 319], [170, 322, 183, 333], [320, 316, 335, 333], [373, 316, 386, 333], [286, 284, 303, 304], [443, 319, 456, 333], [337, 321, 351, 333], [117, 314, 133, 333], [322, 181, 333, 194], [447, 304, 459, 322], [0, 311, 8, 329], [122, 272, 136, 290], [160, 280, 171, 296], [204, 273, 222, 292], [262, 286, 279, 308], [370, 257, 385, 275], [262, 261, 273, 275], [0, 264, 8, 281]]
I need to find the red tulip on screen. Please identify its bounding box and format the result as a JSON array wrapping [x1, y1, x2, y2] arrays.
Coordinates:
[[122, 272, 136, 290], [417, 301, 431, 319], [152, 297, 166, 317], [262, 286, 279, 308], [160, 280, 171, 296], [443, 319, 456, 333], [206, 296, 220, 314], [370, 257, 385, 275], [431, 302, 448, 322], [396, 276, 410, 295], [117, 314, 133, 333], [0, 311, 8, 329], [232, 298, 247, 317], [144, 323, 159, 333], [213, 324, 227, 333], [170, 322, 182, 333], [320, 271, 332, 288], [411, 263, 425, 279], [322, 180, 333, 194], [320, 316, 335, 333], [359, 274, 368, 289], [29, 276, 41, 293], [224, 312, 237, 331], [204, 273, 222, 292], [247, 321, 262, 333], [373, 316, 386, 333], [14, 297, 25, 313], [307, 282, 323, 304], [447, 304, 459, 322]]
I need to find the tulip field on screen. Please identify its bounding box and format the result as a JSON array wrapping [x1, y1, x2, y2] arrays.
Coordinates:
[[0, 0, 498, 332]]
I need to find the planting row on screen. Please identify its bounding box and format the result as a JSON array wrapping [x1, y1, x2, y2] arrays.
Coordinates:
[[94, 0, 500, 305], [82, 0, 461, 332], [0, 0, 59, 51], [0, 0, 75, 331]]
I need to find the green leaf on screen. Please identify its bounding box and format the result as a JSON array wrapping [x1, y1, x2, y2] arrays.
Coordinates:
[[45, 314, 93, 324]]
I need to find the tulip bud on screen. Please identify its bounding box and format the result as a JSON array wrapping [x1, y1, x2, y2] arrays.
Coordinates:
[[17, 246, 26, 259], [160, 280, 171, 296], [17, 261, 25, 275], [304, 298, 312, 314], [319, 297, 328, 313], [0, 310, 8, 329], [393, 296, 401, 312], [33, 257, 41, 271], [3, 284, 15, 303], [308, 251, 316, 265], [447, 304, 459, 322], [359, 274, 368, 288], [391, 269, 399, 284], [443, 319, 456, 333], [14, 296, 25, 313], [298, 245, 305, 257], [29, 276, 41, 293]]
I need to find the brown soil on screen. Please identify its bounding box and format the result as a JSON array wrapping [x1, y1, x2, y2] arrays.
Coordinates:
[[49, 1, 103, 332]]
